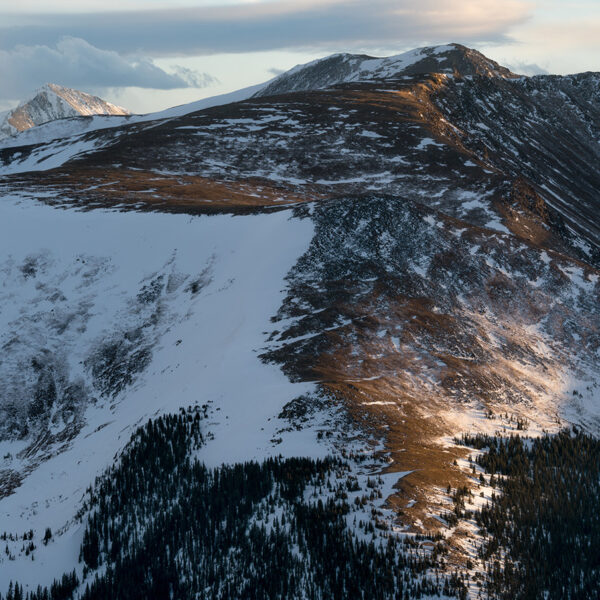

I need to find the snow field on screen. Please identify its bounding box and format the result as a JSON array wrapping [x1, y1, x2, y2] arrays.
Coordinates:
[[0, 197, 329, 588]]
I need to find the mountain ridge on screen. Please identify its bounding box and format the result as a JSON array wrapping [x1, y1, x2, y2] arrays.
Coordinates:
[[254, 43, 519, 98], [0, 43, 520, 147]]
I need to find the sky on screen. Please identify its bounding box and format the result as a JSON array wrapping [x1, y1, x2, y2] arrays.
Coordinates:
[[0, 0, 598, 114]]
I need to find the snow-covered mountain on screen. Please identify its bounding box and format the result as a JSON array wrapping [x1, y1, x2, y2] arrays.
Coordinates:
[[0, 83, 129, 141], [0, 43, 599, 599]]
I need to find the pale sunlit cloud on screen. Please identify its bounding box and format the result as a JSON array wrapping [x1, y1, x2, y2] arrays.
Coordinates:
[[0, 0, 532, 56]]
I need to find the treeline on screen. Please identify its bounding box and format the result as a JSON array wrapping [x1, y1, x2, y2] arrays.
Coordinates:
[[460, 429, 600, 599], [3, 572, 78, 600], [3, 407, 466, 600]]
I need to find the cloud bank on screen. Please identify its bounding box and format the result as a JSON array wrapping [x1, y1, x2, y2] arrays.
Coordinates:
[[0, 37, 215, 101], [0, 0, 531, 56], [0, 0, 533, 104]]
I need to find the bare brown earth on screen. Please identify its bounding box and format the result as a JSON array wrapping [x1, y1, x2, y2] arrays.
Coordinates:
[[264, 192, 598, 560], [2, 167, 320, 214]]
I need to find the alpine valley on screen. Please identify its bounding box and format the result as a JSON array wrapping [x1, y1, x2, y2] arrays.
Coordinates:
[[0, 44, 599, 600]]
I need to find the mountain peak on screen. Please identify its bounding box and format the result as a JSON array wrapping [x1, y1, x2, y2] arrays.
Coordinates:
[[254, 44, 517, 98], [434, 43, 517, 78], [0, 83, 129, 140]]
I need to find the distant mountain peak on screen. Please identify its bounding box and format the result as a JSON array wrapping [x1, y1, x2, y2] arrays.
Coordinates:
[[0, 83, 129, 140], [254, 44, 518, 98]]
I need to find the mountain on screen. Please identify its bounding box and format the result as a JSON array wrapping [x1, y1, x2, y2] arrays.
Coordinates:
[[0, 83, 129, 141], [255, 43, 518, 97], [0, 44, 599, 599]]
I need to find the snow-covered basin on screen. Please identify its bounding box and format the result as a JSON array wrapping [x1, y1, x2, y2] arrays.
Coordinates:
[[0, 196, 318, 588]]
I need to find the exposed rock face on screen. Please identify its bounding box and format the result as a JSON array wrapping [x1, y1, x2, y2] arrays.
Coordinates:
[[435, 70, 600, 258]]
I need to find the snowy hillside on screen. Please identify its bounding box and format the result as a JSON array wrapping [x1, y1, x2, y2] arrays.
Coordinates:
[[0, 195, 321, 587]]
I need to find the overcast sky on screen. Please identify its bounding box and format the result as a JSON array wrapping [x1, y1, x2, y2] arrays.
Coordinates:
[[1, 0, 598, 113]]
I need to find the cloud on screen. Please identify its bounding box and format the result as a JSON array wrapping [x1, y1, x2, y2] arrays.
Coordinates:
[[0, 0, 532, 57], [171, 65, 219, 88], [505, 61, 549, 76], [0, 37, 215, 100]]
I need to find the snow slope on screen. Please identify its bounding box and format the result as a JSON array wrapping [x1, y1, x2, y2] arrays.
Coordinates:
[[142, 81, 268, 121], [0, 115, 135, 150], [0, 131, 124, 174], [0, 196, 324, 588]]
